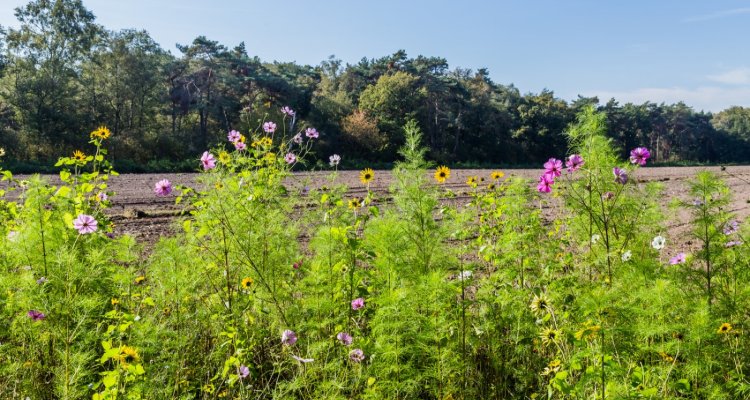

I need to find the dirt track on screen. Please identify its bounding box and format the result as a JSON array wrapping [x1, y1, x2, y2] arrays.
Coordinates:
[[8, 166, 750, 252]]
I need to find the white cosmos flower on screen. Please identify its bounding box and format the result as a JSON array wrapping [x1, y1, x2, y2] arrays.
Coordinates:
[[591, 234, 601, 244], [621, 250, 632, 262], [652, 235, 666, 250]]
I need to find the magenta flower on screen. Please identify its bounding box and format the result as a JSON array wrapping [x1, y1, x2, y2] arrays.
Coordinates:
[[629, 147, 650, 166], [154, 179, 172, 197], [305, 127, 319, 139], [238, 365, 250, 379], [351, 297, 365, 310], [565, 154, 584, 172], [337, 332, 353, 346], [349, 349, 365, 363], [200, 151, 216, 170], [280, 106, 295, 117], [293, 260, 303, 269], [669, 253, 687, 265], [281, 329, 297, 346], [537, 174, 554, 193], [292, 133, 303, 144], [73, 214, 98, 234], [613, 167, 628, 184], [227, 130, 241, 143], [543, 158, 563, 178], [234, 141, 247, 151], [284, 153, 297, 164], [263, 121, 277, 133], [27, 310, 46, 321]]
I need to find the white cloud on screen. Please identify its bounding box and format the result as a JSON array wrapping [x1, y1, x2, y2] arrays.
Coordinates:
[[683, 7, 750, 22], [581, 86, 750, 112], [708, 68, 750, 85]]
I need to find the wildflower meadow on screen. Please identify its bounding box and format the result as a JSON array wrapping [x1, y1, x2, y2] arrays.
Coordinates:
[[1, 106, 750, 399]]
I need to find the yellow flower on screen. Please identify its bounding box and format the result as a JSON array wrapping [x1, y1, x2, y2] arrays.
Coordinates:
[[530, 294, 551, 316], [0, 148, 5, 157], [359, 168, 374, 185], [134, 275, 146, 285], [118, 345, 139, 365], [487, 183, 496, 190], [718, 323, 732, 334], [90, 126, 111, 140], [239, 134, 246, 143], [466, 176, 477, 187], [540, 328, 562, 347], [434, 166, 450, 184], [241, 277, 254, 289], [574, 321, 601, 341], [491, 171, 505, 180], [218, 151, 231, 164], [111, 298, 119, 306], [659, 352, 674, 363], [73, 150, 86, 161], [348, 198, 363, 209]]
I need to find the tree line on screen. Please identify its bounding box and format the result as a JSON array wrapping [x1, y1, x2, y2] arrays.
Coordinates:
[[1, 0, 749, 171]]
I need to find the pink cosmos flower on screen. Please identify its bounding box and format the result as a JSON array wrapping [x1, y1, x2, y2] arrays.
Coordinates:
[[280, 106, 295, 117], [305, 127, 319, 139], [284, 153, 296, 164], [565, 154, 584, 172], [629, 147, 650, 166], [154, 179, 172, 197], [281, 329, 297, 346], [238, 365, 249, 379], [263, 121, 277, 133], [292, 133, 303, 144], [73, 214, 98, 234], [234, 141, 247, 151], [337, 332, 353, 346], [613, 167, 628, 184], [27, 310, 46, 321], [669, 253, 687, 265], [329, 154, 341, 167], [349, 349, 365, 363], [724, 220, 739, 235], [96, 192, 108, 202], [537, 174, 554, 193], [726, 240, 743, 248], [543, 158, 563, 178], [227, 130, 241, 143], [200, 151, 216, 170], [351, 297, 365, 310]]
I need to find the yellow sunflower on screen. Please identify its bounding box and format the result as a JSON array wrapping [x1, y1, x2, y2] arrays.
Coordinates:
[[718, 323, 732, 334], [466, 176, 478, 188], [241, 277, 254, 289], [134, 275, 146, 285], [360, 168, 374, 185], [540, 328, 562, 347], [434, 166, 450, 184], [73, 150, 86, 162], [530, 294, 551, 316], [118, 345, 139, 365], [90, 126, 111, 140], [491, 171, 505, 180], [218, 151, 231, 164], [348, 197, 363, 209]]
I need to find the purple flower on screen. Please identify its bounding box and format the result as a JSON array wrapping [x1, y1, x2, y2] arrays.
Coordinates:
[[305, 127, 319, 139], [154, 179, 172, 197], [201, 151, 216, 170], [613, 167, 628, 184], [565, 154, 584, 172], [629, 147, 650, 166], [692, 198, 704, 207], [36, 277, 48, 285], [27, 310, 46, 321], [292, 133, 303, 144], [284, 153, 297, 164], [281, 329, 297, 346], [537, 174, 554, 193], [349, 349, 365, 363], [280, 106, 295, 117], [669, 253, 687, 265], [96, 192, 108, 202], [543, 158, 563, 178], [227, 130, 241, 143], [234, 141, 247, 151], [726, 240, 743, 248], [238, 365, 249, 379], [329, 154, 341, 167], [263, 121, 277, 133], [602, 191, 614, 200], [73, 214, 98, 235], [724, 220, 740, 235], [351, 297, 365, 310], [337, 332, 353, 346]]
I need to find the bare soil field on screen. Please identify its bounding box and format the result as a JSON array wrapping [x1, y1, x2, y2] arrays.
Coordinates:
[[10, 166, 750, 253]]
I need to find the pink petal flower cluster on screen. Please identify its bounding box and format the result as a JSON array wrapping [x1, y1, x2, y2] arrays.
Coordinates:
[[629, 147, 650, 166], [351, 297, 365, 310], [154, 179, 172, 197], [281, 106, 295, 117], [27, 310, 46, 321], [613, 167, 628, 184], [201, 151, 216, 170], [284, 153, 297, 165], [565, 154, 584, 172], [337, 332, 353, 346], [281, 329, 297, 346], [669, 253, 687, 265], [349, 349, 365, 363], [305, 127, 319, 139], [263, 121, 277, 133], [537, 173, 554, 193]]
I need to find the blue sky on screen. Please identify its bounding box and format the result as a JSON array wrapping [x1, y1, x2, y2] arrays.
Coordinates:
[[1, 0, 749, 111]]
